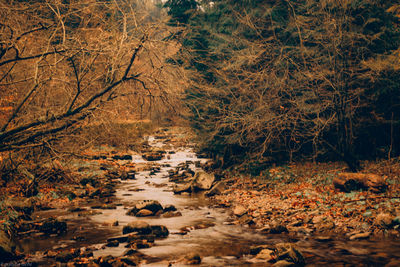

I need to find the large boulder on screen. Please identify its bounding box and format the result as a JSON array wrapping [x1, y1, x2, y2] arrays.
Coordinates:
[[205, 181, 226, 196], [173, 183, 192, 194], [333, 173, 387, 193], [192, 171, 215, 190]]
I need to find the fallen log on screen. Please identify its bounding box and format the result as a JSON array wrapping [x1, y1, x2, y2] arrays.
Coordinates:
[[333, 173, 387, 193]]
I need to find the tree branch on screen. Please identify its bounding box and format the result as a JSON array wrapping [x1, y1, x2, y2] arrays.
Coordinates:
[[1, 83, 39, 132]]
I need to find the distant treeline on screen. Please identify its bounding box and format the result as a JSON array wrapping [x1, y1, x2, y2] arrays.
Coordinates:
[[164, 0, 400, 171]]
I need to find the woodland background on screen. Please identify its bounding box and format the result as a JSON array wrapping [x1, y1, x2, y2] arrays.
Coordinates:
[[1, 0, 400, 173]]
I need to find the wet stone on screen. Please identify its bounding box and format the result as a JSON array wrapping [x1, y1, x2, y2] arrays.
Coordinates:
[[55, 249, 80, 263], [173, 183, 192, 194], [111, 154, 133, 160], [127, 200, 163, 216], [150, 225, 169, 238], [123, 221, 151, 235], [135, 209, 154, 217], [192, 171, 215, 191], [164, 204, 177, 212], [233, 205, 247, 217], [184, 252, 202, 265], [250, 245, 272, 255], [142, 152, 164, 161], [205, 181, 226, 197], [120, 256, 139, 266], [106, 240, 120, 247], [255, 248, 274, 261]]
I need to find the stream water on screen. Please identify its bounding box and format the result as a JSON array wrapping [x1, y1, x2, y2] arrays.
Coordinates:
[[15, 134, 400, 266]]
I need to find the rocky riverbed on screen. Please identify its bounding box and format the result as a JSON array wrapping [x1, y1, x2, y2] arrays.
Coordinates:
[[1, 128, 400, 266]]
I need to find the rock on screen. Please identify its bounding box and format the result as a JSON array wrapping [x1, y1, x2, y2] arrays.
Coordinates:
[[164, 204, 177, 212], [111, 154, 133, 160], [173, 183, 192, 194], [184, 253, 202, 265], [106, 169, 128, 180], [255, 249, 274, 261], [120, 256, 139, 266], [375, 213, 394, 229], [135, 200, 163, 212], [274, 243, 305, 266], [123, 221, 151, 235], [127, 171, 136, 179], [96, 255, 116, 266], [250, 245, 271, 255], [55, 249, 79, 263], [233, 205, 247, 217], [103, 219, 119, 226], [129, 239, 152, 249], [260, 221, 288, 234], [333, 173, 387, 193], [150, 225, 169, 238], [192, 171, 215, 190], [269, 224, 288, 234], [127, 200, 163, 216], [68, 207, 85, 212], [205, 181, 226, 196], [142, 152, 164, 161], [122, 221, 168, 238], [0, 231, 17, 262], [99, 204, 117, 210], [349, 232, 371, 240], [106, 240, 120, 247], [46, 250, 58, 258], [135, 209, 154, 217], [238, 214, 255, 226]]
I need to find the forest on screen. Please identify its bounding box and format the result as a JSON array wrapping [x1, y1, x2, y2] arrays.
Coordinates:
[[1, 0, 400, 266]]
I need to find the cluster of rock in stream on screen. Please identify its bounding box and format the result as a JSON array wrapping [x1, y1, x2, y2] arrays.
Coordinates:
[[1, 130, 306, 266]]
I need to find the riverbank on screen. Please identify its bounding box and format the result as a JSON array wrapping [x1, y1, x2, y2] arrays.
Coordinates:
[[211, 160, 400, 266], [1, 127, 400, 266]]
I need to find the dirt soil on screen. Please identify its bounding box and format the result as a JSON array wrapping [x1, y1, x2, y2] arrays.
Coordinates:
[[213, 160, 400, 239]]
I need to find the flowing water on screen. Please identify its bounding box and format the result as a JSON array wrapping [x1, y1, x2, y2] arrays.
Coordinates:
[[16, 134, 400, 266]]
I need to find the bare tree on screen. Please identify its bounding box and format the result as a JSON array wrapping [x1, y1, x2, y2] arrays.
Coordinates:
[[0, 0, 181, 153]]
